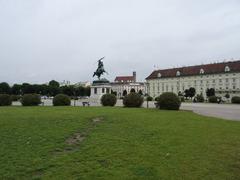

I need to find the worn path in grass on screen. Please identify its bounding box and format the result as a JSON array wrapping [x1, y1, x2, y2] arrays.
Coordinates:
[[0, 107, 240, 179]]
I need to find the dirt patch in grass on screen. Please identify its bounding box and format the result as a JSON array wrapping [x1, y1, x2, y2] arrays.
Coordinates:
[[62, 117, 104, 150], [66, 133, 86, 145], [92, 117, 103, 123]]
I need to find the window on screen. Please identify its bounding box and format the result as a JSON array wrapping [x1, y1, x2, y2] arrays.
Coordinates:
[[233, 86, 236, 89], [102, 88, 105, 93], [226, 78, 228, 83], [94, 88, 97, 94], [200, 68, 204, 74], [233, 78, 236, 83], [106, 88, 110, 94], [212, 79, 215, 83], [225, 66, 230, 72]]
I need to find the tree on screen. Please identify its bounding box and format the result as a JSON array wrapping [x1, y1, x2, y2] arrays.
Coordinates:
[[130, 88, 136, 93], [84, 86, 91, 96], [49, 80, 60, 87], [0, 82, 10, 94], [75, 86, 85, 97], [123, 90, 127, 96], [225, 93, 230, 100], [48, 86, 60, 96], [184, 89, 190, 99], [188, 87, 196, 99], [21, 83, 35, 94], [40, 84, 49, 96], [206, 88, 215, 97], [11, 84, 22, 95], [60, 85, 75, 96], [138, 89, 143, 95]]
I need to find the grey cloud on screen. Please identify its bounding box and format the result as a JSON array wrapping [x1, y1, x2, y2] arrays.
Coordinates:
[[0, 0, 240, 84]]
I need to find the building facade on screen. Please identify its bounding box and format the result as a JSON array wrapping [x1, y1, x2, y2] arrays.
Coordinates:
[[111, 72, 145, 98], [146, 61, 240, 99]]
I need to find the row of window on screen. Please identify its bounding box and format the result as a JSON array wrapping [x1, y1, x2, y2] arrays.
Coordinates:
[[151, 84, 237, 93], [157, 66, 232, 78], [94, 88, 110, 94]]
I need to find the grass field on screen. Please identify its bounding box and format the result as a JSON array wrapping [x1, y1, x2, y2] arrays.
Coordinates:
[[0, 107, 240, 179]]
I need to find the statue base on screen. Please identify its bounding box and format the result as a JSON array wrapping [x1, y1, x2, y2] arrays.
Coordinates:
[[92, 78, 110, 85], [90, 79, 112, 104]]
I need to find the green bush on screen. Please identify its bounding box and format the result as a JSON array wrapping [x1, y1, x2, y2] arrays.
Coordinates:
[[21, 94, 41, 106], [208, 96, 218, 103], [123, 93, 144, 108], [231, 96, 240, 104], [155, 96, 160, 101], [0, 94, 12, 106], [196, 94, 204, 102], [53, 94, 71, 106], [146, 96, 153, 101], [101, 94, 117, 106], [180, 96, 185, 102], [156, 92, 181, 110], [10, 95, 21, 101]]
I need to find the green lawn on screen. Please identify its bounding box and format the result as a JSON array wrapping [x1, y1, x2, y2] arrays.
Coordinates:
[[0, 107, 240, 179]]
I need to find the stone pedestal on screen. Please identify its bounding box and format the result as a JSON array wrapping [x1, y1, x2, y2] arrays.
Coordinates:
[[90, 79, 112, 103]]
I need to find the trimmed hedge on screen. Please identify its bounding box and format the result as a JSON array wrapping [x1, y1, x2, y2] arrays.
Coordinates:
[[208, 96, 218, 103], [53, 94, 71, 106], [0, 94, 12, 106], [156, 92, 181, 110], [21, 94, 41, 106], [231, 96, 240, 104], [196, 94, 204, 102], [101, 94, 117, 106], [123, 93, 143, 108], [10, 95, 21, 101], [146, 96, 153, 101]]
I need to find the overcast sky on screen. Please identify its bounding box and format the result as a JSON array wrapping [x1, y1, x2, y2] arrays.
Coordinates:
[[0, 0, 240, 84]]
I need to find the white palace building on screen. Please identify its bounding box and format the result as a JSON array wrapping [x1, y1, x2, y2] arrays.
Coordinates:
[[146, 60, 240, 99]]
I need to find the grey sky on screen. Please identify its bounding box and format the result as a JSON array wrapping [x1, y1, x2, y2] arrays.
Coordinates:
[[0, 0, 240, 84]]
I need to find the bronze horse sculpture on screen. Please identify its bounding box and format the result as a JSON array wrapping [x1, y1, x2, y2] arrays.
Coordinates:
[[93, 57, 108, 79]]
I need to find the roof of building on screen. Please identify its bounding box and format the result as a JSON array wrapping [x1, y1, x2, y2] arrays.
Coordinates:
[[146, 60, 240, 80], [111, 82, 144, 85], [114, 76, 135, 82]]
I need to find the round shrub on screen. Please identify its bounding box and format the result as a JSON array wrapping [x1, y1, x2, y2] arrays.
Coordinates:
[[146, 96, 153, 101], [0, 94, 12, 106], [21, 94, 41, 106], [10, 95, 21, 101], [231, 96, 240, 104], [156, 92, 181, 110], [123, 93, 144, 108], [101, 94, 117, 106], [196, 94, 204, 102], [53, 94, 71, 106], [208, 96, 218, 103]]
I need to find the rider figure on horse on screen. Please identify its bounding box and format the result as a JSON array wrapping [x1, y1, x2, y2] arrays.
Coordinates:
[[93, 57, 107, 79]]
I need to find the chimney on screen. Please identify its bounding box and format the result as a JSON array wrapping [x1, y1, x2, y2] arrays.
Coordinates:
[[133, 71, 136, 82]]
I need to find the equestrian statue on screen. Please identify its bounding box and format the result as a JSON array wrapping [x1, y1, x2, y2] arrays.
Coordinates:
[[93, 57, 108, 79]]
